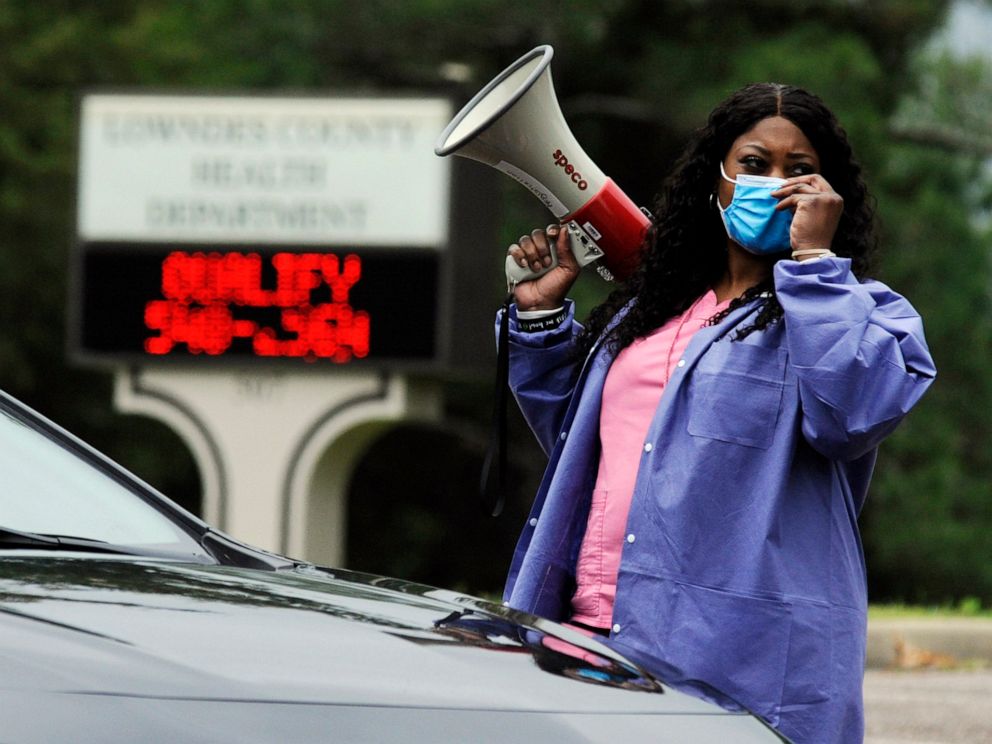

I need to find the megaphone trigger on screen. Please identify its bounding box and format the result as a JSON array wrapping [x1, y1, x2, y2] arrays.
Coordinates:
[[566, 220, 605, 263]]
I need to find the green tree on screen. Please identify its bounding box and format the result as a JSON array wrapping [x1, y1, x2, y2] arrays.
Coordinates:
[[863, 43, 992, 604]]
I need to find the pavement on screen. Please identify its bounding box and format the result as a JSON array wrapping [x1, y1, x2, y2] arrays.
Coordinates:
[[867, 617, 992, 670], [864, 619, 992, 742], [864, 668, 992, 743]]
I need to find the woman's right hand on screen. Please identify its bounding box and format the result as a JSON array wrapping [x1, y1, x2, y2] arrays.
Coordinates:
[[507, 224, 580, 311]]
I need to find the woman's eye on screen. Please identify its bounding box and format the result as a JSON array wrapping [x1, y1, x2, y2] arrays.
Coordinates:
[[791, 163, 816, 176], [740, 157, 765, 171]]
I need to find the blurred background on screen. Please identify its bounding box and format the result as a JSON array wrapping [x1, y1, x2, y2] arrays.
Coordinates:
[[1, 0, 989, 607]]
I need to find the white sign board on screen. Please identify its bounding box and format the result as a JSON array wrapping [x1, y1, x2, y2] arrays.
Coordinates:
[[77, 94, 452, 247]]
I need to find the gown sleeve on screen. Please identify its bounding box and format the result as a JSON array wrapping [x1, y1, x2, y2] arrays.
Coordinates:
[[774, 256, 937, 460], [496, 301, 584, 456]]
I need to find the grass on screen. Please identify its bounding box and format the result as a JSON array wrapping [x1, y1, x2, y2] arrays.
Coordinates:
[[869, 597, 992, 619]]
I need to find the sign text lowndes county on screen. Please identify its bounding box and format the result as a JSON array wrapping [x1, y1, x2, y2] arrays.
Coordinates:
[[77, 95, 452, 246], [100, 111, 418, 149]]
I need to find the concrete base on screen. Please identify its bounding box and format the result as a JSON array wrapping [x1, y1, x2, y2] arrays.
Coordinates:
[[113, 366, 441, 566]]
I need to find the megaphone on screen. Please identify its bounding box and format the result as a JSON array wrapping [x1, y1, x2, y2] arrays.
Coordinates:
[[435, 45, 651, 284]]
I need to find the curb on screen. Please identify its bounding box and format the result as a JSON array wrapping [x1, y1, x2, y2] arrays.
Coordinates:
[[866, 617, 992, 669]]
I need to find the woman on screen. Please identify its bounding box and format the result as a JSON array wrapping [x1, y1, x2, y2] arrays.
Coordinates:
[[500, 83, 935, 743]]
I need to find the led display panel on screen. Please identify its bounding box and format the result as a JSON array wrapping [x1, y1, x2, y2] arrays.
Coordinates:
[[78, 246, 438, 363]]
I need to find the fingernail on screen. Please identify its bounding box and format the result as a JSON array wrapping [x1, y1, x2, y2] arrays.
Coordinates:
[[532, 261, 542, 271], [543, 256, 552, 267]]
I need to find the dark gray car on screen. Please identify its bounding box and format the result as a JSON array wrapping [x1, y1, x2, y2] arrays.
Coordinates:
[[0, 390, 788, 742]]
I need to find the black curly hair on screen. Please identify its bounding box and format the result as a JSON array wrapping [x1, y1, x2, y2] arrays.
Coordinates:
[[578, 82, 877, 355]]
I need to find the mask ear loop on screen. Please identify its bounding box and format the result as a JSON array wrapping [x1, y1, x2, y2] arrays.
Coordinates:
[[715, 163, 736, 245], [714, 162, 737, 214]]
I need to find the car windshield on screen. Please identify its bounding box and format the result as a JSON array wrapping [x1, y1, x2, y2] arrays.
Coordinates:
[[0, 400, 202, 555]]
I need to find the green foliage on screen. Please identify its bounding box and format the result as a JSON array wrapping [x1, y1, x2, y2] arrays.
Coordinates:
[[862, 40, 992, 605], [0, 0, 988, 601], [869, 597, 992, 618], [893, 48, 992, 156]]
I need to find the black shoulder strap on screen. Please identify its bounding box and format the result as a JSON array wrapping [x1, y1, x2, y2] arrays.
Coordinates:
[[479, 293, 513, 517]]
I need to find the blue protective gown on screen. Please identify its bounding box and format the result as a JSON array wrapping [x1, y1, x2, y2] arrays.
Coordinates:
[[501, 257, 936, 743]]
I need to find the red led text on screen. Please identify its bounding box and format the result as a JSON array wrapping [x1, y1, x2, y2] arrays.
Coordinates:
[[144, 251, 370, 362]]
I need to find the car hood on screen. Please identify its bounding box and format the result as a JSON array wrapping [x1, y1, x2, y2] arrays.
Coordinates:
[[0, 555, 718, 715]]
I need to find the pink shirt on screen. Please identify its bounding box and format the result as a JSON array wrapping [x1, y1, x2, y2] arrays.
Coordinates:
[[570, 291, 729, 628]]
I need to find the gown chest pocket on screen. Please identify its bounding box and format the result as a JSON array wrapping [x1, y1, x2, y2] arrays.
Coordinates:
[[686, 342, 787, 450]]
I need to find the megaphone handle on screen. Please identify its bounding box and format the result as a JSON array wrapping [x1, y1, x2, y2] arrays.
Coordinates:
[[505, 248, 559, 285], [504, 222, 605, 286]]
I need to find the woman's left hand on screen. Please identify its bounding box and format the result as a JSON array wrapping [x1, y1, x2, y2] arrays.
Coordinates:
[[772, 175, 844, 253]]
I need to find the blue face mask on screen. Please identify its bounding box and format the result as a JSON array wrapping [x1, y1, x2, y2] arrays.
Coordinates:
[[717, 163, 793, 254]]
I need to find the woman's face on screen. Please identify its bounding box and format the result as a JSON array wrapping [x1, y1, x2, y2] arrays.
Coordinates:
[[716, 115, 820, 209]]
